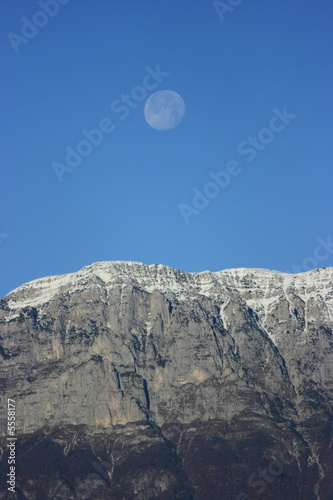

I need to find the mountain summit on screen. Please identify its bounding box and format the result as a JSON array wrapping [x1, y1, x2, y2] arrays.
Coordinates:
[[1, 262, 333, 499]]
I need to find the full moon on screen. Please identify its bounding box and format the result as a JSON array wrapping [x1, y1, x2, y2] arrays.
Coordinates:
[[144, 90, 185, 131]]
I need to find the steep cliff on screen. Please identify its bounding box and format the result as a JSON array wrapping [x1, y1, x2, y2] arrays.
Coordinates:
[[0, 262, 332, 499]]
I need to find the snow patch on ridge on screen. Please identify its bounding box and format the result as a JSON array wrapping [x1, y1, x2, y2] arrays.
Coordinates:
[[2, 262, 333, 318]]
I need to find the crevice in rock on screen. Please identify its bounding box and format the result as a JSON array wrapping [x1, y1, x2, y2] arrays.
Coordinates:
[[143, 378, 150, 411]]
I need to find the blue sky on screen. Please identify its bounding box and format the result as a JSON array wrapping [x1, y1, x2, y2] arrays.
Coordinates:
[[1, 0, 333, 298]]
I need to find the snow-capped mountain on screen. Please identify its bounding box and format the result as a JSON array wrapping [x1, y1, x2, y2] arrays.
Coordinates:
[[0, 262, 332, 499]]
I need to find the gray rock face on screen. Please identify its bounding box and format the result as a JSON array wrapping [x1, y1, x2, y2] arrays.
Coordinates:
[[0, 262, 333, 499]]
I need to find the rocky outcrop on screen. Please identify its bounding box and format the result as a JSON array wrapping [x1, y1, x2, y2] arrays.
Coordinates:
[[0, 262, 332, 499]]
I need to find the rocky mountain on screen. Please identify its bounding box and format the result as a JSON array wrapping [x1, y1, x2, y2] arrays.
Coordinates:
[[0, 261, 333, 499]]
